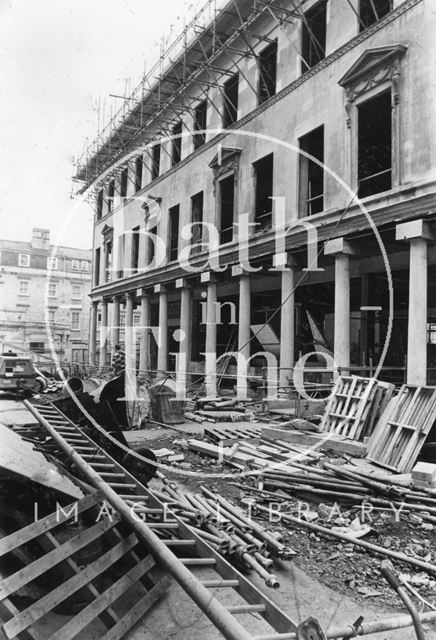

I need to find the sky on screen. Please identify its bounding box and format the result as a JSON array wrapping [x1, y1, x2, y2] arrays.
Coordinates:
[[0, 0, 209, 250]]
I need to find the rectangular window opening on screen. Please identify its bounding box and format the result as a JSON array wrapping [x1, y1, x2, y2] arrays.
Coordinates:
[[357, 90, 392, 198], [108, 179, 115, 213], [105, 242, 112, 282], [71, 311, 80, 330], [95, 247, 100, 286], [151, 144, 161, 180], [97, 189, 104, 220], [254, 154, 274, 230], [19, 253, 30, 267], [131, 226, 140, 273], [193, 101, 207, 150], [120, 167, 128, 198], [299, 125, 324, 217], [223, 73, 239, 128], [19, 280, 29, 295], [172, 122, 182, 166], [148, 226, 157, 267], [359, 0, 392, 31], [301, 1, 327, 72], [219, 175, 235, 245], [135, 156, 143, 192], [258, 40, 277, 105], [191, 191, 204, 253], [168, 205, 180, 262]]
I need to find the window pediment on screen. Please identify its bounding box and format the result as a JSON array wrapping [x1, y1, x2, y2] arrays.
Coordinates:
[[339, 44, 407, 89], [101, 225, 113, 243]]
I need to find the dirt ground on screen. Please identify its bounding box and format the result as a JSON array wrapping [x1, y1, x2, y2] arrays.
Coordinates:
[[125, 423, 436, 639]]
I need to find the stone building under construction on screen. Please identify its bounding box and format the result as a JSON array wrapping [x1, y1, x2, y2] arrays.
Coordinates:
[[74, 0, 436, 395]]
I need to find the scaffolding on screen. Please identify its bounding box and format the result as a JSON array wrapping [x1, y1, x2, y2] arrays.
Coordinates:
[[72, 0, 313, 196]]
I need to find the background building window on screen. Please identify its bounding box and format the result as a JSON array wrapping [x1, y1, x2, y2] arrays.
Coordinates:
[[168, 205, 180, 261], [29, 342, 45, 354], [135, 156, 143, 192], [18, 280, 29, 295], [71, 311, 80, 330], [172, 122, 182, 166], [18, 253, 30, 267], [258, 40, 277, 104], [357, 90, 392, 198], [81, 261, 89, 271], [301, 1, 327, 72], [193, 100, 207, 149], [299, 125, 324, 216], [151, 144, 161, 179], [253, 154, 274, 230], [359, 0, 392, 31], [48, 283, 57, 297], [191, 191, 204, 253], [72, 284, 81, 299], [72, 259, 79, 270], [219, 175, 235, 245], [47, 256, 58, 270], [48, 309, 55, 323], [223, 73, 239, 128]]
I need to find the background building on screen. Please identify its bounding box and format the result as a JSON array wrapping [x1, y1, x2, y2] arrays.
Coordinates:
[[0, 228, 92, 364], [75, 0, 436, 392]]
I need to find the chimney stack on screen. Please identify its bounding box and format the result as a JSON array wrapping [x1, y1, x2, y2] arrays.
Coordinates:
[[31, 228, 50, 250]]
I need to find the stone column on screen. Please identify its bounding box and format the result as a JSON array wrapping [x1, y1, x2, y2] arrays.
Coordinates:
[[176, 278, 192, 394], [155, 284, 168, 374], [99, 298, 109, 367], [124, 293, 134, 372], [396, 220, 434, 385], [233, 266, 251, 399], [139, 289, 150, 373], [111, 297, 120, 350], [202, 271, 217, 396], [324, 238, 355, 372], [89, 301, 98, 365], [279, 262, 296, 388]]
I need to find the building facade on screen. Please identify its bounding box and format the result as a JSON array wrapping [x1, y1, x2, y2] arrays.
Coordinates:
[[0, 229, 92, 364], [76, 0, 436, 395]]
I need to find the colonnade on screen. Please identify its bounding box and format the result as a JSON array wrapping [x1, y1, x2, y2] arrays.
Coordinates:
[[89, 220, 433, 393]]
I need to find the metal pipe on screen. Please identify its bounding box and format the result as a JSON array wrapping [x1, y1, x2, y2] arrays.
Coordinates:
[[253, 612, 436, 639], [254, 504, 436, 575], [201, 487, 285, 554], [380, 560, 426, 640]]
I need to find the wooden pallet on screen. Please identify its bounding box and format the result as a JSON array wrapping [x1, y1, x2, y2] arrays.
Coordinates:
[[0, 491, 168, 640], [366, 385, 436, 472], [320, 376, 393, 441]]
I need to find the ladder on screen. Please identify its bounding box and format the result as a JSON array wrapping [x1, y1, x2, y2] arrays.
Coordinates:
[[23, 400, 298, 640]]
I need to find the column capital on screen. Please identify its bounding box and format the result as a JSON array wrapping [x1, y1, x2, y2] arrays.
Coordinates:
[[324, 237, 356, 256], [175, 278, 191, 289], [154, 284, 167, 294], [272, 252, 299, 270], [139, 287, 151, 298], [231, 265, 252, 278], [396, 219, 434, 243], [200, 271, 218, 284]]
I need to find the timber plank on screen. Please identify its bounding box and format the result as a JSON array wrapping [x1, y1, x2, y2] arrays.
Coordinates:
[[2, 534, 139, 638], [0, 492, 101, 558], [46, 555, 156, 640], [0, 514, 121, 599], [100, 577, 170, 640]]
